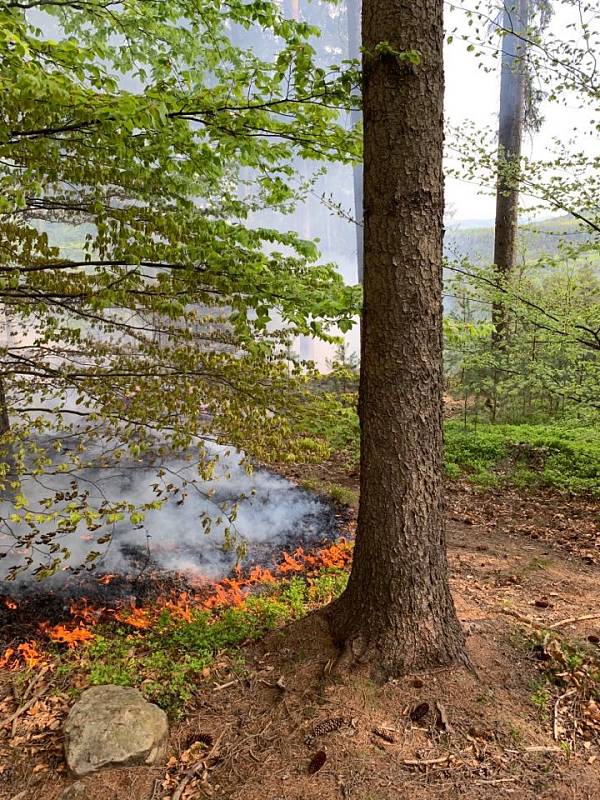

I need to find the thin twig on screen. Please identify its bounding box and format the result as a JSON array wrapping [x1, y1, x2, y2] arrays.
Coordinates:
[[4, 686, 49, 733], [523, 745, 563, 753], [212, 679, 238, 692], [496, 608, 543, 628], [549, 614, 600, 630], [553, 689, 577, 741], [21, 666, 50, 702], [401, 754, 452, 766]]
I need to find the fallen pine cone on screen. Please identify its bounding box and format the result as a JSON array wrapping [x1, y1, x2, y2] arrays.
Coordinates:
[[308, 750, 327, 774], [372, 727, 396, 743], [305, 717, 346, 746], [410, 702, 430, 722]]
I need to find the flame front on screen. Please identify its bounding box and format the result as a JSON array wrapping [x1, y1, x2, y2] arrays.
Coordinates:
[[0, 539, 353, 670]]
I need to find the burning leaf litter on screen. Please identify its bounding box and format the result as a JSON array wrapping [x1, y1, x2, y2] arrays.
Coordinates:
[[0, 540, 353, 672], [38, 623, 96, 647]]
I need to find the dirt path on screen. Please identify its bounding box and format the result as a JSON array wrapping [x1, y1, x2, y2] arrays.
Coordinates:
[[159, 511, 597, 800]]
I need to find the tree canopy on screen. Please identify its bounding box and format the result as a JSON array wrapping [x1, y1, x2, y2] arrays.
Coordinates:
[[0, 0, 361, 578]]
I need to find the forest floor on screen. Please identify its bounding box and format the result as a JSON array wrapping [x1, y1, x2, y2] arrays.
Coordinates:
[[1, 473, 599, 800]]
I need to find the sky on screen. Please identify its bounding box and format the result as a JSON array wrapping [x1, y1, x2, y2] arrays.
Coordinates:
[[444, 2, 595, 221]]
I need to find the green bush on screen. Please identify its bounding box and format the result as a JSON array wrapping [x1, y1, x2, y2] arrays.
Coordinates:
[[303, 397, 600, 496], [444, 421, 600, 496]]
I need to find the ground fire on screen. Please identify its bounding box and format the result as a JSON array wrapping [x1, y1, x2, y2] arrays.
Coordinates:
[[0, 539, 353, 671]]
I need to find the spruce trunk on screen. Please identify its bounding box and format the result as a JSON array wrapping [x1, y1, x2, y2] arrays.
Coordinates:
[[329, 0, 467, 676], [492, 0, 529, 342]]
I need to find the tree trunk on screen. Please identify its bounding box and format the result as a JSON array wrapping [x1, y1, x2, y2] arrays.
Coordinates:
[[0, 376, 9, 436], [347, 0, 364, 284], [328, 0, 467, 676], [492, 0, 529, 343], [284, 0, 300, 21]]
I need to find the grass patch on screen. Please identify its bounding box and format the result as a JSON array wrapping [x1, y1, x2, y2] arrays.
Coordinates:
[[530, 679, 551, 719], [299, 477, 358, 507]]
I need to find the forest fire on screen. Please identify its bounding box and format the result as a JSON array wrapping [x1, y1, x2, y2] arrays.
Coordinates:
[[0, 443, 356, 676], [38, 623, 96, 647], [0, 538, 354, 671]]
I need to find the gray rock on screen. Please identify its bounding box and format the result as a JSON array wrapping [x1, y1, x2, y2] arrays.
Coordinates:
[[60, 781, 87, 800], [64, 685, 168, 777]]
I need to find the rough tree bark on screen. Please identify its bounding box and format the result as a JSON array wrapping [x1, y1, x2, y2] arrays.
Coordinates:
[[492, 0, 529, 343], [328, 0, 468, 677], [346, 0, 364, 284]]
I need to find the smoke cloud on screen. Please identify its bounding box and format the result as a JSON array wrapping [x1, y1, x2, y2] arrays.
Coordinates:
[[0, 442, 337, 590]]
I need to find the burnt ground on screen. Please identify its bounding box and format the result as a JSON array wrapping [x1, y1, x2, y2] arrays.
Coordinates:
[[0, 497, 349, 648], [0, 478, 599, 800]]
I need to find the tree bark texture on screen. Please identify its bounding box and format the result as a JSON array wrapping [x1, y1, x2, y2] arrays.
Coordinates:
[[328, 0, 468, 677], [493, 0, 529, 342]]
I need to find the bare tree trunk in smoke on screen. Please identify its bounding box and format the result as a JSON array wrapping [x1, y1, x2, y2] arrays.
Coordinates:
[[493, 0, 529, 344], [347, 0, 363, 284], [0, 376, 9, 436], [284, 0, 316, 363], [489, 0, 529, 421], [284, 0, 300, 19]]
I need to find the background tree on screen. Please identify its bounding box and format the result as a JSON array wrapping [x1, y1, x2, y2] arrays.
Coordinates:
[[445, 0, 599, 423], [328, 0, 468, 675], [346, 0, 364, 283], [493, 0, 530, 344]]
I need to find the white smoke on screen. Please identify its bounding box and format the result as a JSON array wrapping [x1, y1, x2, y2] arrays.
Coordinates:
[[0, 441, 335, 588]]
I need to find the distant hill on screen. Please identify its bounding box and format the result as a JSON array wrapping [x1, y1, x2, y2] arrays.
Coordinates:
[[34, 215, 595, 273], [444, 215, 592, 265]]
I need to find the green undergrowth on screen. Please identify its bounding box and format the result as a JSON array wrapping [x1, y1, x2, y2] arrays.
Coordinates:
[[60, 568, 348, 718], [305, 401, 600, 496], [299, 477, 358, 507], [444, 421, 600, 496]]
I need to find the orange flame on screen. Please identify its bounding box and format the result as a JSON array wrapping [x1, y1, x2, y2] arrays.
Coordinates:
[[3, 597, 17, 610], [69, 599, 104, 625], [115, 606, 151, 629], [247, 566, 276, 584], [278, 550, 305, 574], [164, 593, 193, 623], [1, 641, 48, 669], [202, 578, 245, 610], [19, 642, 46, 668], [0, 647, 15, 669], [39, 622, 95, 647]]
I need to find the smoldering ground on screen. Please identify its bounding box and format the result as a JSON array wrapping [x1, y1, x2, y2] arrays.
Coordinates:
[[0, 438, 340, 593]]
